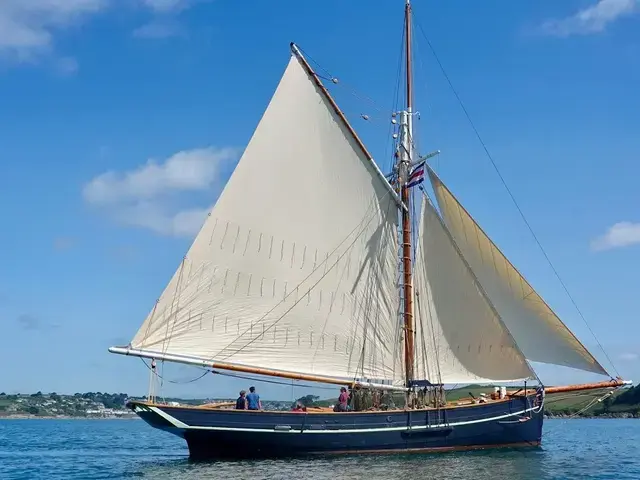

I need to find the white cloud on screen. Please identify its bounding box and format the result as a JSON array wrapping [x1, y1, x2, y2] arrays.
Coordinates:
[[618, 352, 639, 361], [591, 222, 640, 251], [0, 0, 199, 64], [541, 0, 638, 37], [114, 201, 213, 237], [83, 147, 238, 238], [0, 0, 107, 62], [84, 147, 236, 204], [134, 0, 203, 39]]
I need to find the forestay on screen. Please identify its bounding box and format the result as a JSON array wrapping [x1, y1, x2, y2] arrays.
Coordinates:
[[413, 197, 534, 384], [126, 53, 404, 384], [427, 166, 609, 376]]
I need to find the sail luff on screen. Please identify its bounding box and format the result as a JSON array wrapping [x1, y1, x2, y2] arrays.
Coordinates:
[[413, 196, 535, 384], [426, 165, 609, 376], [421, 194, 535, 379], [114, 48, 404, 384], [289, 43, 405, 212]]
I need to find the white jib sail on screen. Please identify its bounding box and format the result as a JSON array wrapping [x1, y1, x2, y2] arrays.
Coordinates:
[[125, 53, 404, 384], [413, 196, 535, 384], [427, 167, 608, 376]]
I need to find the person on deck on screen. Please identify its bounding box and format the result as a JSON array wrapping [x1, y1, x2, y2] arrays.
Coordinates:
[[235, 390, 247, 410], [246, 386, 262, 410], [334, 387, 349, 412]]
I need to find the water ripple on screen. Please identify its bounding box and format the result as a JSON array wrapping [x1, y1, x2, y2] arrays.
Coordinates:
[[0, 418, 638, 479]]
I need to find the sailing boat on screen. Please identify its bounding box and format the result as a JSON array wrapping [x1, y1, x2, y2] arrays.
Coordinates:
[[109, 1, 629, 458]]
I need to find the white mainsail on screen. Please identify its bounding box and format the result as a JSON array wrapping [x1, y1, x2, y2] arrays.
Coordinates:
[[427, 166, 609, 376], [122, 52, 404, 384], [413, 197, 535, 384]]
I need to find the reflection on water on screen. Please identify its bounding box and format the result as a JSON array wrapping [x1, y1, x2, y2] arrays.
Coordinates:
[[131, 450, 546, 480], [0, 419, 639, 479]]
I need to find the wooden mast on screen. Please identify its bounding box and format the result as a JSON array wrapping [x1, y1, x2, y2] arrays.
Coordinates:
[[402, 0, 415, 387]]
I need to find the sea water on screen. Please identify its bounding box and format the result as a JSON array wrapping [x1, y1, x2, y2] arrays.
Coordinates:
[[0, 418, 639, 479]]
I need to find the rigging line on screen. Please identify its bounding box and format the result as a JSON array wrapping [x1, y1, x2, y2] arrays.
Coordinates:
[[351, 248, 390, 380], [295, 46, 333, 80], [422, 190, 541, 385], [411, 183, 419, 263], [412, 17, 620, 379], [413, 197, 444, 385], [140, 357, 209, 384], [545, 391, 611, 403], [415, 287, 434, 384], [391, 256, 405, 381], [383, 8, 407, 176], [217, 203, 384, 363], [140, 299, 159, 346], [309, 247, 351, 371], [408, 190, 425, 378], [304, 50, 406, 159], [209, 194, 385, 360], [411, 23, 433, 158], [161, 259, 187, 358], [218, 210, 384, 364], [541, 390, 614, 438], [210, 369, 338, 391], [342, 83, 386, 114], [139, 357, 338, 391], [297, 45, 386, 115], [347, 195, 400, 381], [384, 17, 406, 175], [306, 196, 397, 380], [214, 191, 396, 362]]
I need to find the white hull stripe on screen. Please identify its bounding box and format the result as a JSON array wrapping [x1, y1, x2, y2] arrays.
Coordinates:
[[147, 406, 538, 434]]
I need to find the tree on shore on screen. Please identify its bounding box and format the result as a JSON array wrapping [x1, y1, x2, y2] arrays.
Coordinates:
[[295, 395, 320, 408]]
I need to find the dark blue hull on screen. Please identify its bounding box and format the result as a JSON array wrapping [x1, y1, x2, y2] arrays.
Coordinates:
[[129, 394, 543, 459]]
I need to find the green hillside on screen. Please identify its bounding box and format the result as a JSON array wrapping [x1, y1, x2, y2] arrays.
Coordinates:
[[305, 383, 640, 418], [450, 384, 640, 417], [1, 384, 636, 418]]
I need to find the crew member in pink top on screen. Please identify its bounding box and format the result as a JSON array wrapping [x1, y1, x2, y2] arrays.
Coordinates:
[[335, 387, 349, 412]]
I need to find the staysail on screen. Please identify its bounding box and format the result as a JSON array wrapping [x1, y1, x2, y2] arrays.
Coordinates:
[[119, 52, 404, 385], [413, 197, 534, 384], [427, 166, 609, 376]]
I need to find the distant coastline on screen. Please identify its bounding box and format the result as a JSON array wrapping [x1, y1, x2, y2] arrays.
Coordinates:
[[2, 384, 639, 420], [0, 415, 139, 420], [3, 413, 639, 420], [0, 391, 297, 419], [0, 392, 134, 419], [545, 413, 640, 419]]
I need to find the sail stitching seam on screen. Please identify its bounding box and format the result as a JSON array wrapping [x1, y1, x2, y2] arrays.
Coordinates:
[[211, 190, 397, 380]]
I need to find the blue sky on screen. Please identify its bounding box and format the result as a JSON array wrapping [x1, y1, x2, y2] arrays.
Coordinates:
[[0, 0, 639, 400]]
